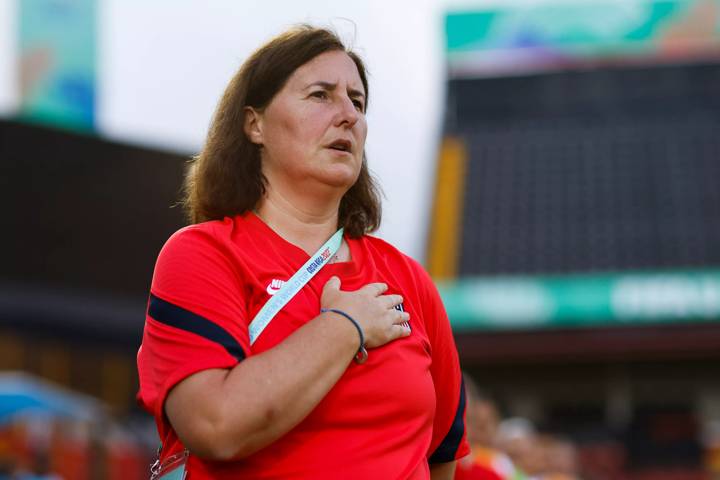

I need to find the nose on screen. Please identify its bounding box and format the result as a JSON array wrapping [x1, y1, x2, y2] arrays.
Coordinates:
[[335, 95, 360, 128]]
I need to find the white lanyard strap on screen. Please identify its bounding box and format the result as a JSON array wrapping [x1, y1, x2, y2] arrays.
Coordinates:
[[248, 228, 344, 345]]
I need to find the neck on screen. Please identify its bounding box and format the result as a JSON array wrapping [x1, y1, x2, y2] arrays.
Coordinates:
[[255, 183, 343, 255]]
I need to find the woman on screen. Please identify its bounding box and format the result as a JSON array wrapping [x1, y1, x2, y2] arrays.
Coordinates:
[[137, 25, 468, 479]]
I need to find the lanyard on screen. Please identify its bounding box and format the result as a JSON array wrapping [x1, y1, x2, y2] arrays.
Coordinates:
[[248, 228, 344, 345]]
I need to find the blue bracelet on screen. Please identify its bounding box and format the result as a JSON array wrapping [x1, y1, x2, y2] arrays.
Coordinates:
[[321, 308, 368, 364]]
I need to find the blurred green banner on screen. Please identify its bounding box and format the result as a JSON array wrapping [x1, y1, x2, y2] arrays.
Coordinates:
[[446, 0, 720, 75], [438, 269, 720, 331]]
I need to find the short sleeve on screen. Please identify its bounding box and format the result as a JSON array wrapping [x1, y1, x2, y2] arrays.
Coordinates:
[[415, 264, 471, 463], [137, 225, 249, 420]]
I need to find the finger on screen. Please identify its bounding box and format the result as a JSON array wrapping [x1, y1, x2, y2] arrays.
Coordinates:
[[391, 310, 411, 324], [361, 282, 387, 296], [391, 323, 412, 338], [323, 276, 341, 292], [379, 294, 403, 309]]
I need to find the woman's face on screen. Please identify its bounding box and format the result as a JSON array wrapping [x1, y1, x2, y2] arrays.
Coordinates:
[[247, 50, 368, 193]]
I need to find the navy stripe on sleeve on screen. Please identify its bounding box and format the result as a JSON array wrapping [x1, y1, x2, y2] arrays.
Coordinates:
[[429, 377, 466, 464], [148, 293, 246, 362]]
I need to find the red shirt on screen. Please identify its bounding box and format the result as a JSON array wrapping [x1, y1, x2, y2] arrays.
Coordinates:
[[137, 213, 469, 479]]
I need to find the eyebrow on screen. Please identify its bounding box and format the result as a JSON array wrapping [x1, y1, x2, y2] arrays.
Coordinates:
[[305, 81, 366, 101]]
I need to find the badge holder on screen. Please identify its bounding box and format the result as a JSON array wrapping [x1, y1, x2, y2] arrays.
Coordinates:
[[150, 450, 189, 480]]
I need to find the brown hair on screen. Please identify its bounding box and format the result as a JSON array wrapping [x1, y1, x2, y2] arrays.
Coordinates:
[[183, 25, 381, 237]]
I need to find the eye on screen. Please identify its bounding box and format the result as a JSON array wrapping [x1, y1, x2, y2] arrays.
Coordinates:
[[352, 99, 365, 112], [310, 90, 328, 100]]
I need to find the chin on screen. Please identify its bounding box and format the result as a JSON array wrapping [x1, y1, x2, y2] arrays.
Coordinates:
[[319, 165, 361, 189], [323, 175, 358, 190]]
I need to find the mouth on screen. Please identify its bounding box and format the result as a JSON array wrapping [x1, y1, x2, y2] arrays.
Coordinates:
[[326, 139, 352, 154]]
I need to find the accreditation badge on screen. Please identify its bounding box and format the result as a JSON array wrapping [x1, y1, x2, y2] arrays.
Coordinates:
[[151, 450, 188, 480]]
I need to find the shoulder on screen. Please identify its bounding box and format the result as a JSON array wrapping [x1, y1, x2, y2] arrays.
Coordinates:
[[159, 215, 251, 257], [360, 234, 434, 286], [165, 216, 236, 244], [361, 234, 417, 264], [152, 216, 253, 285], [151, 217, 254, 304]]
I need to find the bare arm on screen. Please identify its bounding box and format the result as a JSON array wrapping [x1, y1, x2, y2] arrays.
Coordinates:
[[165, 277, 410, 460], [430, 461, 457, 480]]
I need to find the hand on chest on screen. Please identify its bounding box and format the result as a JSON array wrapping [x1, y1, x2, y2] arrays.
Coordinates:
[[249, 270, 428, 356]]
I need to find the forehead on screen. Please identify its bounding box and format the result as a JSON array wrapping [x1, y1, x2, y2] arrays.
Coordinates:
[[287, 50, 365, 94]]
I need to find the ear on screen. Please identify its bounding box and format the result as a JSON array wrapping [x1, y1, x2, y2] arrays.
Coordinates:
[[244, 106, 264, 145]]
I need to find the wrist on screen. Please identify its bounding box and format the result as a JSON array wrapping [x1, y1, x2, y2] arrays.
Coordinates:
[[320, 308, 368, 364]]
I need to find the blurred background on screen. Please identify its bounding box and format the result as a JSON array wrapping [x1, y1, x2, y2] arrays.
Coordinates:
[[1, 0, 720, 479]]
